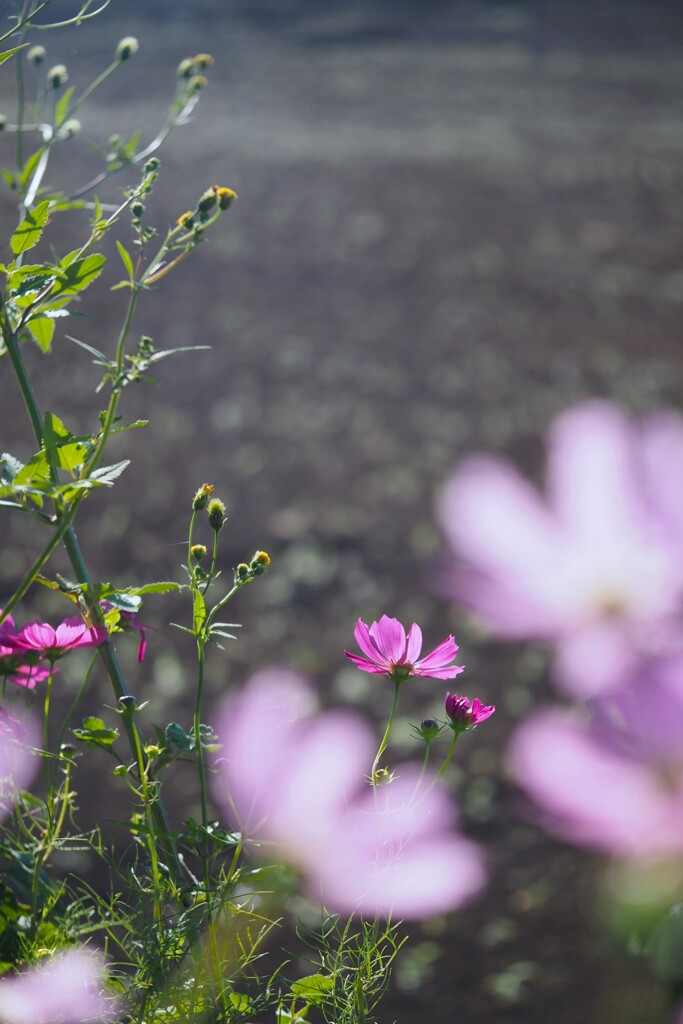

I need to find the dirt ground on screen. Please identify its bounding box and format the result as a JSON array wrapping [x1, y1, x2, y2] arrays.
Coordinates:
[[2, 0, 683, 1020]]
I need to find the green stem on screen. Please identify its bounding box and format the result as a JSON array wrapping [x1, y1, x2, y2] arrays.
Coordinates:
[[370, 680, 401, 786], [435, 729, 460, 780], [4, 321, 187, 892], [130, 716, 163, 934]]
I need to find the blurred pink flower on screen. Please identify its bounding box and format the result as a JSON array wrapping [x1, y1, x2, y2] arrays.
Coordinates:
[[508, 706, 683, 859], [11, 618, 107, 659], [344, 615, 464, 682], [212, 669, 485, 919], [0, 949, 114, 1024], [438, 402, 683, 697], [0, 717, 39, 822], [444, 693, 495, 731]]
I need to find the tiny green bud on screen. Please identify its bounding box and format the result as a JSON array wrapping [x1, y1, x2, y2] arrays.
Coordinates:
[[47, 64, 68, 89], [191, 543, 207, 562], [418, 718, 442, 741], [207, 498, 226, 532], [177, 57, 196, 79], [145, 744, 161, 758], [372, 767, 394, 786], [61, 118, 81, 138], [197, 187, 217, 215], [193, 483, 214, 511], [188, 75, 207, 93], [116, 36, 139, 61], [235, 563, 250, 582], [131, 200, 145, 219], [143, 156, 160, 174], [118, 695, 137, 712], [249, 550, 271, 575], [60, 743, 76, 758], [27, 45, 46, 66], [113, 764, 128, 777]]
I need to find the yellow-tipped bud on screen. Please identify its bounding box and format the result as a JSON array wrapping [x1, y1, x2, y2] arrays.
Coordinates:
[[177, 210, 194, 228], [193, 53, 214, 69], [249, 550, 271, 575], [191, 544, 207, 563], [207, 498, 226, 532], [192, 483, 214, 511], [213, 186, 237, 211]]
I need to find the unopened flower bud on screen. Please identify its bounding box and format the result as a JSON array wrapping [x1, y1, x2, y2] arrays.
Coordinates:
[[418, 718, 442, 741], [192, 483, 214, 511], [177, 210, 194, 228], [131, 200, 145, 219], [119, 695, 138, 712], [249, 550, 270, 575], [372, 767, 394, 787], [213, 185, 237, 211], [191, 544, 207, 562], [27, 45, 46, 66], [143, 156, 160, 174], [188, 75, 207, 93], [145, 744, 161, 757], [193, 53, 214, 69], [61, 118, 81, 138], [47, 64, 68, 89], [177, 57, 196, 79], [207, 498, 226, 532], [235, 563, 250, 582], [197, 187, 217, 215], [444, 692, 495, 732], [116, 36, 139, 62], [60, 743, 76, 758]]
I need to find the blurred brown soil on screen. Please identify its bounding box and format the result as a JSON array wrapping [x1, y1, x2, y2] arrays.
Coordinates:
[[2, 1, 683, 1020]]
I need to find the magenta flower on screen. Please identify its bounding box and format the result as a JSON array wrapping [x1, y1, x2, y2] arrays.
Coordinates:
[[212, 669, 485, 919], [0, 949, 114, 1024], [11, 618, 107, 659], [344, 615, 464, 682], [439, 402, 683, 698], [444, 692, 495, 731]]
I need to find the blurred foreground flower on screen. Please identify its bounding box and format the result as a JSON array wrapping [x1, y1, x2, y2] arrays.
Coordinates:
[[213, 670, 485, 919], [344, 615, 464, 682], [0, 716, 38, 819], [508, 695, 683, 859], [439, 402, 683, 697], [0, 949, 115, 1024]]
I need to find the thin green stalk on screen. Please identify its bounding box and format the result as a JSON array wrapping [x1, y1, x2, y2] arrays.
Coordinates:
[[435, 730, 460, 781], [130, 717, 163, 934], [370, 680, 401, 786], [5, 320, 186, 891]]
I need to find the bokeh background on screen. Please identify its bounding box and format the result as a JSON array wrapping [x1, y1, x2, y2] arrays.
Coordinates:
[[2, 0, 683, 1019]]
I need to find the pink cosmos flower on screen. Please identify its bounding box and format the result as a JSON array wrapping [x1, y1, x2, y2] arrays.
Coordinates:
[[344, 615, 464, 682], [0, 949, 114, 1024], [11, 618, 107, 659], [444, 693, 495, 731], [508, 704, 683, 859], [438, 402, 683, 698], [212, 669, 486, 919]]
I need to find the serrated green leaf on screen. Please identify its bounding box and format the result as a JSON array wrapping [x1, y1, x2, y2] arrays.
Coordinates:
[[52, 253, 106, 297], [193, 590, 206, 633], [72, 716, 119, 747], [115, 239, 134, 279], [89, 460, 130, 485], [26, 315, 54, 352], [1, 453, 24, 485], [125, 582, 181, 596], [10, 200, 50, 257]]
